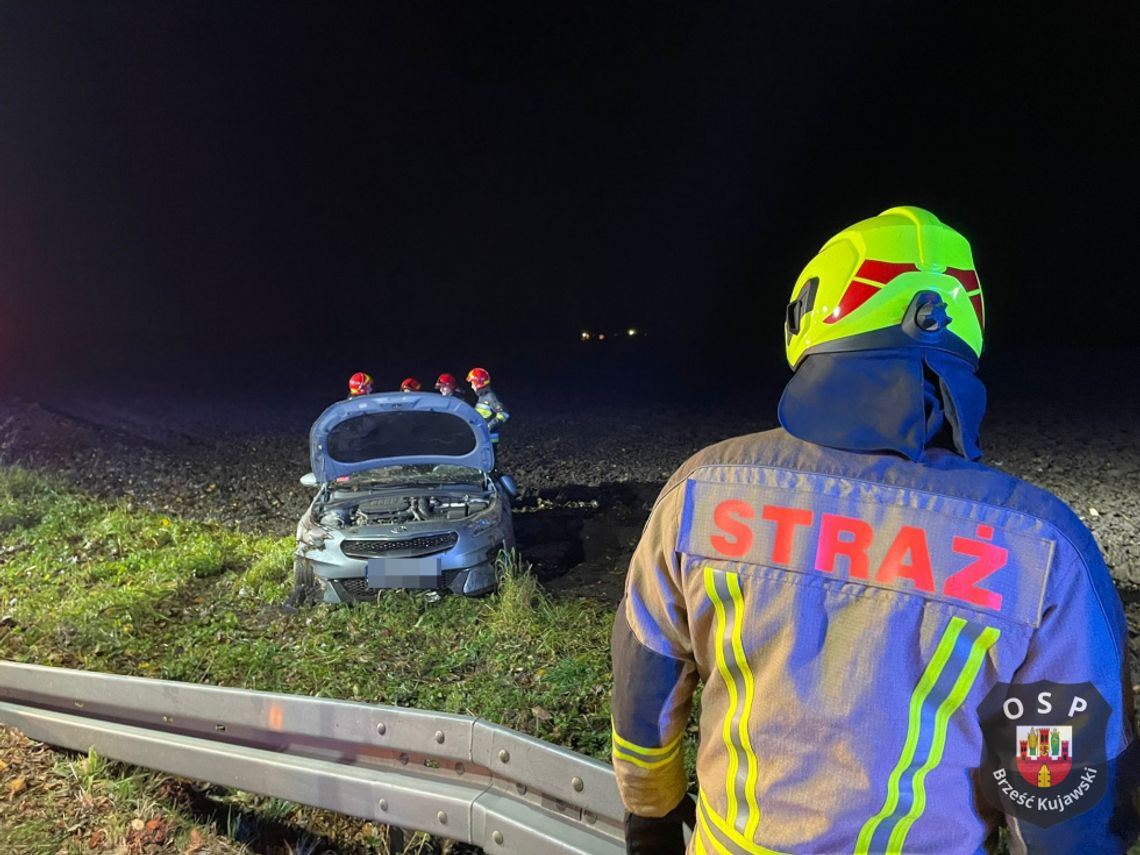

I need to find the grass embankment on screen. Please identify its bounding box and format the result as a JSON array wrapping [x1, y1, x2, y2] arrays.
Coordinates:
[[0, 465, 617, 854]]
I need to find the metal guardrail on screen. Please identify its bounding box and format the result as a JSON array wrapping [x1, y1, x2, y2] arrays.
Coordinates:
[[0, 661, 624, 854]]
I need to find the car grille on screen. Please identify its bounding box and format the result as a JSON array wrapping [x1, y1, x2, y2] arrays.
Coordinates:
[[335, 570, 460, 603], [340, 533, 459, 559], [337, 578, 379, 600]]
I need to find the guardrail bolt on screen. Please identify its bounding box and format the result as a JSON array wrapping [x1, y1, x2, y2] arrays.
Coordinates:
[[571, 776, 584, 792], [378, 799, 388, 812], [455, 762, 466, 776], [434, 730, 445, 744], [515, 783, 527, 795], [437, 811, 448, 825], [376, 722, 387, 736], [398, 753, 410, 765], [498, 749, 510, 763], [584, 810, 597, 825], [492, 830, 504, 845]]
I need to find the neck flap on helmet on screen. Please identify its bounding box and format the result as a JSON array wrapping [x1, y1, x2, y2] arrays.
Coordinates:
[[777, 347, 985, 461]]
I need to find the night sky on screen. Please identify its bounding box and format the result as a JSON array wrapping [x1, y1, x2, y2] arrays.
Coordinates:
[[1, 3, 1137, 401]]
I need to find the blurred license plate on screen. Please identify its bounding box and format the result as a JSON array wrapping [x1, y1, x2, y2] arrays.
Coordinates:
[[365, 556, 441, 589]]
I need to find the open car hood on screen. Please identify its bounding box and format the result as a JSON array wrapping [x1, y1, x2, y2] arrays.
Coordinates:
[[309, 393, 495, 483]]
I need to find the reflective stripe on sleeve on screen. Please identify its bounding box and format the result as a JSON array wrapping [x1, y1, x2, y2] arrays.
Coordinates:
[[611, 724, 683, 770], [854, 616, 1000, 855]]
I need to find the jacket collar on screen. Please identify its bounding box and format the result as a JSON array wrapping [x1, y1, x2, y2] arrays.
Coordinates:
[[777, 347, 985, 462]]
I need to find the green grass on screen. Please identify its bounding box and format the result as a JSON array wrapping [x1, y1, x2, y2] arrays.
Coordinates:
[[0, 465, 615, 756]]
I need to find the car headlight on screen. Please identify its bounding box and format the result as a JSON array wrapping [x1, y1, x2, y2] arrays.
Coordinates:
[[318, 509, 349, 528], [299, 523, 331, 549]]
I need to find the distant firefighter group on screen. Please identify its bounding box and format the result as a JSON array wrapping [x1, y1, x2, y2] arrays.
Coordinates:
[[346, 367, 510, 442], [348, 369, 478, 399]]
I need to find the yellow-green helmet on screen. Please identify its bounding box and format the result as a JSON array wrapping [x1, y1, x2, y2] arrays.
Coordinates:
[[784, 206, 985, 370]]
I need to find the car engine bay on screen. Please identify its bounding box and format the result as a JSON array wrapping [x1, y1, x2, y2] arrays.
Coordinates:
[[315, 491, 495, 528]]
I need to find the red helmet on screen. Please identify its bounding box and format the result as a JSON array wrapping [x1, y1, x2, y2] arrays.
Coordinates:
[[348, 372, 373, 396], [435, 373, 457, 392], [466, 367, 491, 391], [400, 377, 422, 392]]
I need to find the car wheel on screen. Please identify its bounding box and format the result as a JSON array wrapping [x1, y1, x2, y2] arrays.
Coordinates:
[[288, 556, 318, 607]]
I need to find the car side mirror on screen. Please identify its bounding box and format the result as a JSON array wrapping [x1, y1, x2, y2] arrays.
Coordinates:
[[498, 474, 518, 499], [300, 472, 319, 488]]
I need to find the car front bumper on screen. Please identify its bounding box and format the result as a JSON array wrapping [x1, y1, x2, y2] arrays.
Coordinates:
[[298, 527, 511, 602]]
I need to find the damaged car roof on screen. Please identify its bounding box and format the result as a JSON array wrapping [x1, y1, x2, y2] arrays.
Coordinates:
[[309, 392, 495, 483]]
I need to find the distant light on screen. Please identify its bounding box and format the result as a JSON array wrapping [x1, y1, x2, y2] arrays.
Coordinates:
[[598, 333, 606, 341], [627, 328, 637, 337], [580, 330, 591, 341]]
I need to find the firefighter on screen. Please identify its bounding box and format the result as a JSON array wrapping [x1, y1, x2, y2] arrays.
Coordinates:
[[467, 367, 509, 444], [611, 207, 1138, 854], [434, 373, 461, 398], [400, 377, 422, 393], [347, 371, 373, 397]]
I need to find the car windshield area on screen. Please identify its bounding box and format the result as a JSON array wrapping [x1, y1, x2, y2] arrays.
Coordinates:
[[332, 464, 484, 490]]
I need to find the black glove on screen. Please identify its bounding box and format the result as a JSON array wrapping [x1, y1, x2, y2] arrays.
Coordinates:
[[624, 794, 697, 855]]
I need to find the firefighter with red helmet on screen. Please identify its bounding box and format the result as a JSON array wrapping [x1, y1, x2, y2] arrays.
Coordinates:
[[611, 207, 1138, 854], [435, 373, 460, 397], [467, 367, 509, 444], [400, 377, 422, 393], [347, 372, 373, 397]]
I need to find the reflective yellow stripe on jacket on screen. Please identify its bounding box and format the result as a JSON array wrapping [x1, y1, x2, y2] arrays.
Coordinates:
[[696, 790, 790, 855], [854, 616, 1000, 855], [699, 567, 791, 854], [704, 567, 763, 838]]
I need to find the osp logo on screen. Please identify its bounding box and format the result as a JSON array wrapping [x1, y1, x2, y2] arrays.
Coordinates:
[[977, 681, 1110, 827]]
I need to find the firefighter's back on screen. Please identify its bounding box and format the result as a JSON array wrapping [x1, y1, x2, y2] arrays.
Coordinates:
[[671, 427, 1097, 854]]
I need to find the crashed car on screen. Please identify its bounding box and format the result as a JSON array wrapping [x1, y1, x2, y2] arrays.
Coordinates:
[[294, 392, 516, 603]]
